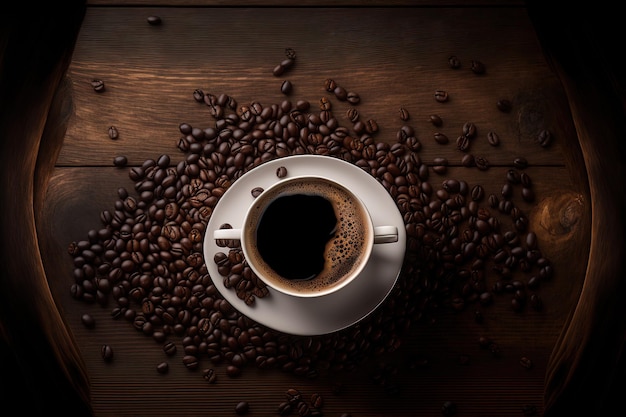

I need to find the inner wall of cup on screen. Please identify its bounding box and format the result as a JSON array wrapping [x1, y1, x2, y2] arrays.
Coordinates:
[[242, 177, 374, 296]]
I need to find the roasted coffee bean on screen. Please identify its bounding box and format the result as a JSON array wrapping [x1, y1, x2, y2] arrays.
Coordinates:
[[398, 107, 410, 121], [156, 361, 169, 374], [285, 47, 297, 59], [113, 156, 128, 167], [81, 313, 95, 329], [470, 59, 486, 74], [101, 344, 114, 362], [324, 78, 337, 92], [90, 79, 105, 92], [346, 107, 359, 123], [475, 155, 490, 170], [519, 356, 533, 369], [522, 187, 535, 202], [333, 86, 348, 101], [434, 132, 448, 145], [470, 185, 484, 201], [276, 166, 288, 178], [429, 114, 443, 127], [441, 400, 458, 416], [461, 153, 475, 167], [448, 55, 461, 69], [497, 99, 512, 113], [182, 355, 199, 370], [513, 156, 529, 169], [163, 341, 177, 356], [434, 90, 449, 103], [281, 80, 293, 95], [251, 187, 264, 198], [277, 402, 292, 416], [462, 122, 477, 138], [202, 368, 217, 383], [487, 131, 500, 146], [147, 15, 162, 25], [319, 96, 331, 110], [537, 129, 553, 147], [235, 401, 250, 415], [365, 119, 379, 134], [456, 135, 470, 152], [346, 91, 360, 104], [108, 126, 119, 140]]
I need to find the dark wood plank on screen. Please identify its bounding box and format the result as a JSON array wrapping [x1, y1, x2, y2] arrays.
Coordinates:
[[60, 7, 570, 168]]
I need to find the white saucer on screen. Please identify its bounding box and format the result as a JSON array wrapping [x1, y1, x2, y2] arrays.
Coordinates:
[[203, 155, 406, 335]]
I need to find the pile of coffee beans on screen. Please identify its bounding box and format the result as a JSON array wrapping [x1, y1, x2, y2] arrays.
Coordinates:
[[69, 48, 553, 386]]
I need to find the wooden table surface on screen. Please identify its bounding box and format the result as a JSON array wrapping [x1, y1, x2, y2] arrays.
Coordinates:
[[2, 2, 625, 417]]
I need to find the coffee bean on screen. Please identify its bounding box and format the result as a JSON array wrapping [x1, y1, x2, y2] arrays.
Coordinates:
[[346, 92, 360, 104], [441, 400, 457, 416], [448, 55, 461, 69], [285, 47, 297, 59], [475, 155, 490, 170], [113, 156, 128, 167], [429, 114, 443, 127], [319, 96, 331, 111], [163, 341, 177, 356], [81, 313, 95, 329], [333, 86, 348, 101], [519, 356, 533, 369], [486, 131, 500, 146], [90, 79, 105, 92], [513, 156, 528, 169], [456, 135, 470, 152], [202, 368, 217, 383], [470, 185, 484, 202], [101, 344, 114, 362], [346, 107, 359, 123], [497, 99, 512, 113], [537, 129, 553, 147], [324, 78, 337, 92], [434, 90, 449, 103], [470, 59, 486, 74], [156, 361, 169, 374], [251, 187, 264, 198], [147, 16, 162, 25], [461, 153, 475, 167], [108, 126, 119, 140], [276, 166, 287, 178], [462, 122, 477, 138], [399, 107, 410, 121], [434, 132, 449, 145], [281, 80, 293, 95], [235, 401, 250, 415], [365, 119, 379, 134]]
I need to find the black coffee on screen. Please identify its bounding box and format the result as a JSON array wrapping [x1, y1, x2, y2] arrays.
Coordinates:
[[256, 194, 337, 280]]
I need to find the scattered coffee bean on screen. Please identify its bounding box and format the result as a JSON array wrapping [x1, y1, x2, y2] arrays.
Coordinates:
[[434, 132, 449, 145], [276, 166, 288, 178], [285, 47, 297, 59], [470, 59, 486, 74], [461, 153, 475, 167], [456, 135, 470, 152], [475, 155, 490, 170], [429, 114, 443, 127], [497, 99, 512, 113], [324, 78, 337, 92], [537, 129, 553, 147], [90, 79, 105, 92], [486, 131, 500, 146], [202, 368, 217, 383], [113, 156, 127, 167], [101, 344, 114, 362], [513, 156, 529, 169], [462, 122, 477, 138], [448, 55, 461, 69], [434, 90, 449, 103], [106, 124, 121, 141], [147, 16, 162, 25], [346, 91, 360, 104], [281, 80, 293, 95], [235, 401, 250, 415], [251, 187, 264, 198], [441, 400, 458, 416], [162, 341, 177, 356], [399, 107, 410, 121], [519, 356, 533, 369], [81, 313, 95, 329], [156, 361, 169, 374], [333, 86, 348, 101]]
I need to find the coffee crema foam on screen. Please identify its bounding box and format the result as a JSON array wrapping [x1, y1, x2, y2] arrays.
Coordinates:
[[244, 178, 372, 294]]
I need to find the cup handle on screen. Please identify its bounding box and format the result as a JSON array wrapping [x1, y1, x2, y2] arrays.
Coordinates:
[[213, 228, 242, 241], [374, 225, 398, 244]]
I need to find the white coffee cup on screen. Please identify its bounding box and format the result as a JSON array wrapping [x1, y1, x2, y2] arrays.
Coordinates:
[[213, 175, 398, 298]]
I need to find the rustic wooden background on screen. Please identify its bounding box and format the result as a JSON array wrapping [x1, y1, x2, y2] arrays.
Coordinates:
[[1, 1, 625, 416]]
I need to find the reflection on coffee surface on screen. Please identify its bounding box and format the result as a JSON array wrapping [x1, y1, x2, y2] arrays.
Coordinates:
[[245, 178, 370, 294], [257, 194, 336, 280]]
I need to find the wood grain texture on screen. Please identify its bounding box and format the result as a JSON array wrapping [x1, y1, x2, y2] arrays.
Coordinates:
[[1, 2, 610, 416]]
